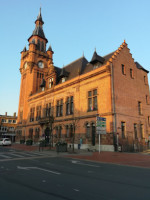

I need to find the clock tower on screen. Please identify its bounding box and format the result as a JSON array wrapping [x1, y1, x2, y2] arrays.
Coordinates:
[[17, 8, 54, 124]]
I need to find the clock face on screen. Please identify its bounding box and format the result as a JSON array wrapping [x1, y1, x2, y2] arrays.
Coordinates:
[[38, 61, 44, 68], [24, 62, 27, 69]]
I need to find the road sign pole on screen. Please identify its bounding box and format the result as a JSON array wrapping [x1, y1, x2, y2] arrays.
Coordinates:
[[99, 133, 100, 154]]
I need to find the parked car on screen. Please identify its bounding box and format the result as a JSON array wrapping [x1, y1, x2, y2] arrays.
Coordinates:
[[0, 138, 12, 146]]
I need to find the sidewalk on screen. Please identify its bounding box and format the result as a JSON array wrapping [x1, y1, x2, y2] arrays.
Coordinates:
[[9, 143, 150, 169], [66, 151, 150, 169]]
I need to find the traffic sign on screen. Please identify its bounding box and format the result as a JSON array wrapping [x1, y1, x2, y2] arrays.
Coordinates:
[[96, 117, 106, 134]]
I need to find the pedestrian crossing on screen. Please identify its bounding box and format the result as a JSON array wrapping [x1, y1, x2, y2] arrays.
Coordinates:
[[0, 151, 56, 161]]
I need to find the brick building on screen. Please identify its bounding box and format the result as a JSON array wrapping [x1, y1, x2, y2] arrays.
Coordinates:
[[0, 112, 17, 142], [16, 9, 150, 151]]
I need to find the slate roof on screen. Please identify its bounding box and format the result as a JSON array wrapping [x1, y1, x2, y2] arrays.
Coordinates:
[[59, 67, 69, 78], [32, 26, 46, 40], [90, 50, 105, 64], [47, 45, 53, 51], [135, 62, 149, 73], [35, 8, 44, 24], [55, 51, 116, 84], [28, 8, 48, 42]]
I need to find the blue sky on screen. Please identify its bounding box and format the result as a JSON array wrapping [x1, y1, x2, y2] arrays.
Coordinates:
[[0, 0, 150, 116]]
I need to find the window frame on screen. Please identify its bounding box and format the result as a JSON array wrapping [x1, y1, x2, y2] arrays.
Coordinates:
[[88, 89, 98, 112], [121, 121, 126, 139]]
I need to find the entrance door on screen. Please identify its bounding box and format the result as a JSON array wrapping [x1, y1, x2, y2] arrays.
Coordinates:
[[92, 124, 95, 146], [45, 127, 50, 143]]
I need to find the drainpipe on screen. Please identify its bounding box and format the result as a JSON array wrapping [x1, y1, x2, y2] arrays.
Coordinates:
[[110, 63, 117, 148]]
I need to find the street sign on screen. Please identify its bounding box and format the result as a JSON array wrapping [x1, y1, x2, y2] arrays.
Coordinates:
[[96, 117, 106, 134]]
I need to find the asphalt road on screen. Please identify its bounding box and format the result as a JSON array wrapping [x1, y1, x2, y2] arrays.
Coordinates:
[[0, 147, 150, 200]]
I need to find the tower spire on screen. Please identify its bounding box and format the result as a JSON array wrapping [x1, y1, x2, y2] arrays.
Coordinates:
[[37, 7, 42, 21]]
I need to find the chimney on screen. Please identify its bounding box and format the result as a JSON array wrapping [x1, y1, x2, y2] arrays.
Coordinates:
[[14, 112, 16, 117], [5, 112, 7, 116]]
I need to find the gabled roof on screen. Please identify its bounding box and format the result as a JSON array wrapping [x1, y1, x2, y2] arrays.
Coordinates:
[[135, 62, 149, 73], [90, 50, 105, 64]]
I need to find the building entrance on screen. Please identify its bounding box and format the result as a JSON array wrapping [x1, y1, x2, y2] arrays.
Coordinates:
[[92, 124, 95, 146]]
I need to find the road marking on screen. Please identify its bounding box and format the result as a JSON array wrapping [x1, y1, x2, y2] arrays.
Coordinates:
[[73, 188, 80, 192], [17, 166, 61, 175], [71, 160, 100, 167], [9, 153, 25, 158], [0, 154, 12, 159]]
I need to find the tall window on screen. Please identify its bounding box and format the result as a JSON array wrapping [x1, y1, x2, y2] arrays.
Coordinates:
[[122, 64, 125, 75], [36, 106, 41, 120], [66, 97, 70, 115], [130, 69, 133, 78], [41, 41, 44, 52], [66, 125, 69, 138], [86, 123, 90, 138], [56, 99, 63, 117], [29, 128, 33, 139], [134, 123, 138, 139], [46, 103, 51, 117], [55, 127, 58, 137], [144, 76, 146, 84], [140, 124, 144, 138], [121, 122, 126, 138], [58, 126, 62, 138], [60, 99, 63, 116], [35, 128, 40, 139], [70, 124, 73, 137], [30, 107, 35, 122], [37, 39, 41, 51], [70, 96, 74, 114], [148, 116, 150, 126], [66, 96, 74, 115], [88, 89, 97, 111], [138, 101, 142, 115], [49, 78, 53, 88]]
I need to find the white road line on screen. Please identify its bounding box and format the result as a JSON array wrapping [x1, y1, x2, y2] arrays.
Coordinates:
[[17, 166, 61, 175], [0, 154, 12, 159], [16, 152, 37, 157], [73, 188, 80, 192], [71, 160, 100, 168], [27, 152, 48, 156], [9, 153, 25, 158]]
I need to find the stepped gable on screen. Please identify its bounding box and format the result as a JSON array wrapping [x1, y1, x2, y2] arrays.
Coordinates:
[[57, 40, 149, 83], [106, 40, 128, 65]]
